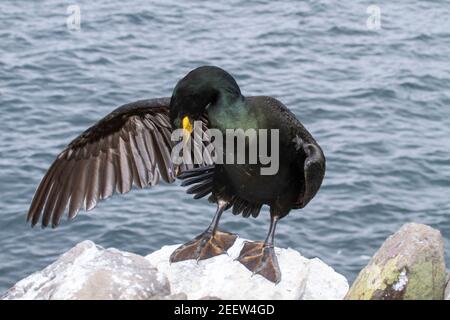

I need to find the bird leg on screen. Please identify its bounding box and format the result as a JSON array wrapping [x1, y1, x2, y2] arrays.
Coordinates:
[[237, 215, 281, 284], [170, 201, 237, 263]]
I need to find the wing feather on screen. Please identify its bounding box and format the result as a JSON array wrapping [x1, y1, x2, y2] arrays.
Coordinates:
[[295, 142, 326, 208], [27, 98, 213, 227]]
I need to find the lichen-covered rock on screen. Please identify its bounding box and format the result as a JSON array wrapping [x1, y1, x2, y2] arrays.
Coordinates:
[[146, 238, 349, 300], [445, 273, 450, 300], [1, 241, 170, 300], [346, 223, 446, 300]]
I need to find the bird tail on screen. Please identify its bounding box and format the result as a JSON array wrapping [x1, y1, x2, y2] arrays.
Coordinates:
[[178, 165, 263, 218], [178, 165, 215, 199]]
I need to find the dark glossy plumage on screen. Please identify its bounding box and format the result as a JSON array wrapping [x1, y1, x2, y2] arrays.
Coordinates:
[[27, 66, 326, 283], [179, 95, 325, 218]]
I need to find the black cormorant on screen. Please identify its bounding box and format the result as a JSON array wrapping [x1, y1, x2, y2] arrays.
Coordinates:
[[27, 66, 326, 283]]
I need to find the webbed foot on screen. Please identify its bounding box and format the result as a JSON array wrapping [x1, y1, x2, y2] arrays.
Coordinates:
[[237, 241, 281, 284], [170, 229, 237, 263]]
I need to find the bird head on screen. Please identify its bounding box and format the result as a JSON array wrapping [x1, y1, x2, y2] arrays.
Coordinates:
[[169, 66, 241, 141]]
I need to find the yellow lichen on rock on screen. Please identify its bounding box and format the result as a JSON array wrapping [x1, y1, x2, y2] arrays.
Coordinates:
[[346, 223, 446, 300]]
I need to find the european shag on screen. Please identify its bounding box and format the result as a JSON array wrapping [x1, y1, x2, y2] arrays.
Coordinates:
[[27, 66, 326, 283]]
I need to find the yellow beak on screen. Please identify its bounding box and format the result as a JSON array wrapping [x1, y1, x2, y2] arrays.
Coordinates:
[[182, 116, 193, 143]]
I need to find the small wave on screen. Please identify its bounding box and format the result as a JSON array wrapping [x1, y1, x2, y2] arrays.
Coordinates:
[[327, 26, 374, 36]]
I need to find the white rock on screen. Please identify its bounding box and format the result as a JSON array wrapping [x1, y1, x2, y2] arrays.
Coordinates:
[[2, 240, 170, 300], [146, 238, 349, 300], [2, 239, 348, 300]]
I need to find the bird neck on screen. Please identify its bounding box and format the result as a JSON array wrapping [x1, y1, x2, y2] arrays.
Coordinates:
[[208, 93, 255, 131]]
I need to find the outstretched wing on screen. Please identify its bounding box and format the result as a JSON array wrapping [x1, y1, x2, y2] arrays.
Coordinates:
[[27, 98, 208, 228]]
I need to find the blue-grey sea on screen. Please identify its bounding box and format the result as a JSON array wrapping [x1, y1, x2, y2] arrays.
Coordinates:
[[1, 0, 450, 293]]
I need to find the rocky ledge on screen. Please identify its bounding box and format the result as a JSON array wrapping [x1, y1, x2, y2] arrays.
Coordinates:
[[3, 223, 448, 300], [1, 238, 348, 300]]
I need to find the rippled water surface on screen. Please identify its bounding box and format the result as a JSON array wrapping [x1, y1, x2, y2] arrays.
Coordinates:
[[1, 0, 450, 292]]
